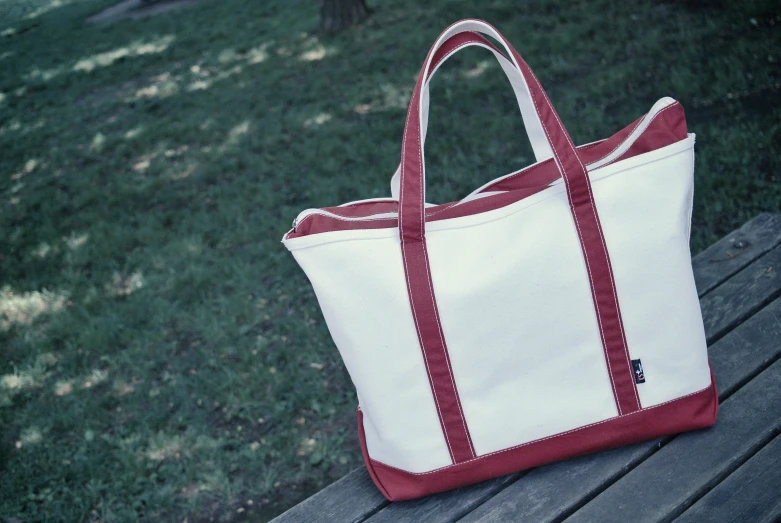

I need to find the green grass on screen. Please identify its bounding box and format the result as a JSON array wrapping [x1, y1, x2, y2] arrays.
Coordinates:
[[0, 0, 779, 520]]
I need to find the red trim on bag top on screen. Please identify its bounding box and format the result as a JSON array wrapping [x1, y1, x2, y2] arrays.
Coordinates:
[[285, 102, 688, 239], [609, 101, 687, 167], [357, 369, 718, 501]]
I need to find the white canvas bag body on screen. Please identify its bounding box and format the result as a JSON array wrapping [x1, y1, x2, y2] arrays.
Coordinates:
[[282, 19, 717, 501]]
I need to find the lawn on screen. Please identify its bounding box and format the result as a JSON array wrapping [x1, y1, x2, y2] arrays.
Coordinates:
[[0, 0, 779, 521]]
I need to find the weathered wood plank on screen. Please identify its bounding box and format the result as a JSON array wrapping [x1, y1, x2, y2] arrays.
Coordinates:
[[693, 213, 781, 297], [270, 468, 387, 523], [700, 244, 781, 344], [457, 441, 659, 523], [675, 434, 781, 523], [702, 296, 781, 401], [365, 473, 521, 523], [458, 296, 781, 523], [564, 360, 781, 523]]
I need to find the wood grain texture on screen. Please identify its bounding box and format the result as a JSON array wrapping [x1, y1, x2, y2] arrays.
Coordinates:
[[564, 359, 781, 523], [364, 473, 521, 523], [270, 468, 387, 523], [705, 296, 781, 400], [700, 244, 781, 344], [693, 213, 781, 297], [675, 434, 781, 523], [457, 297, 781, 523], [457, 441, 660, 523]]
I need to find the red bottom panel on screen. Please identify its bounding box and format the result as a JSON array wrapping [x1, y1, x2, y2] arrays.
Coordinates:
[[357, 369, 718, 501]]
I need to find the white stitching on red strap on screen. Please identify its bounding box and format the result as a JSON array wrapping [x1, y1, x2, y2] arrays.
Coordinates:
[[416, 59, 477, 459], [424, 38, 481, 459], [400, 86, 457, 464], [530, 72, 641, 410], [521, 64, 623, 415]]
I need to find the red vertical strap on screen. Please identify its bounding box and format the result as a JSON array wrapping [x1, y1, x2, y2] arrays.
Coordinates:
[[398, 29, 510, 465], [504, 42, 641, 416], [400, 76, 476, 463], [398, 21, 641, 466], [401, 241, 476, 463]]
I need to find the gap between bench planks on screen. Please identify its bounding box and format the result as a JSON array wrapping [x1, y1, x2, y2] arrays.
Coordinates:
[[674, 433, 781, 523]]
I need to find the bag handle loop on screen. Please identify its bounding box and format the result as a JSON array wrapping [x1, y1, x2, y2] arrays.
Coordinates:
[[399, 19, 593, 243], [397, 20, 642, 426], [390, 30, 553, 199]]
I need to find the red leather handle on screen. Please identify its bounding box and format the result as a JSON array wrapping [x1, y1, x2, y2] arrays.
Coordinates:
[[427, 31, 508, 80], [399, 19, 588, 243], [397, 20, 642, 425], [389, 29, 554, 200]]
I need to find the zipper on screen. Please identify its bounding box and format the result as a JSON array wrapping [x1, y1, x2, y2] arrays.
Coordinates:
[[462, 97, 677, 199], [292, 208, 398, 232], [291, 98, 678, 232]]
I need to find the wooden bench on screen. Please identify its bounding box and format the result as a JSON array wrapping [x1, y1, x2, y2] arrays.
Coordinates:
[[273, 213, 781, 523]]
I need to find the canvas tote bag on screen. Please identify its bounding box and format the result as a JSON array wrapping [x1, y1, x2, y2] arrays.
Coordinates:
[[283, 19, 717, 501]]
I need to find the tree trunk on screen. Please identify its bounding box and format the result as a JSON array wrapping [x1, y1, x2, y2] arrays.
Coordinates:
[[318, 0, 371, 33]]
